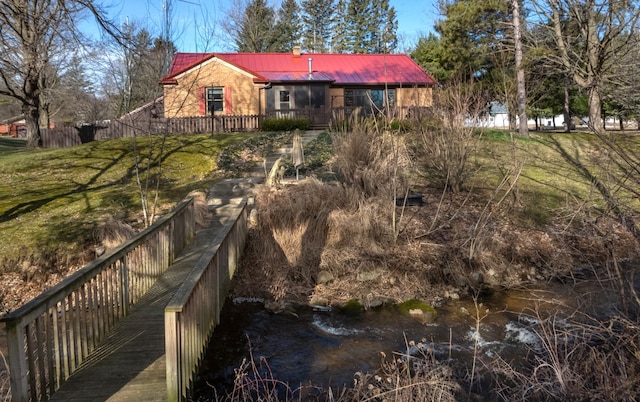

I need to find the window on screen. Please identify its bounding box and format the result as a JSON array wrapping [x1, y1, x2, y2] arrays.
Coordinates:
[[279, 90, 291, 109], [207, 87, 224, 113], [344, 88, 395, 113]]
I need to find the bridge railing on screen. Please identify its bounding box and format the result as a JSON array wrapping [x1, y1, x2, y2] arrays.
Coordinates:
[[1, 197, 195, 402], [165, 199, 248, 402]]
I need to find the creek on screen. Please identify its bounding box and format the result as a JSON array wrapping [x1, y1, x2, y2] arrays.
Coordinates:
[[192, 264, 639, 400]]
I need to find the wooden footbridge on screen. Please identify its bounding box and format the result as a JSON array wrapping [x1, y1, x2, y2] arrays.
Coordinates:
[[1, 130, 323, 402], [1, 188, 253, 402]]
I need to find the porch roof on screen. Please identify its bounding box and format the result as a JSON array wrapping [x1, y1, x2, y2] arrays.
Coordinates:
[[161, 52, 436, 86]]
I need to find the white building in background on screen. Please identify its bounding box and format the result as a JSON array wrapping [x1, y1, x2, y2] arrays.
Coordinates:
[[466, 102, 509, 128], [468, 101, 574, 130]]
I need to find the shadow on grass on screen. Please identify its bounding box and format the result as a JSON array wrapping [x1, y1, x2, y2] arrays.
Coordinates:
[[0, 137, 27, 155], [0, 134, 227, 224], [542, 134, 640, 240]]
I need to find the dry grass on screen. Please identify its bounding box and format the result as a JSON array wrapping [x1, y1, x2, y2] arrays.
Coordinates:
[[343, 343, 461, 402], [229, 116, 640, 400], [209, 338, 460, 402], [330, 111, 411, 201], [94, 215, 136, 251], [234, 114, 640, 311], [489, 309, 640, 402], [1, 350, 9, 402]]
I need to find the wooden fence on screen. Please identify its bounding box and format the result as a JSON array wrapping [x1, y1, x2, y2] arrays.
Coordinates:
[[41, 115, 263, 148], [165, 199, 248, 402], [1, 198, 195, 402]]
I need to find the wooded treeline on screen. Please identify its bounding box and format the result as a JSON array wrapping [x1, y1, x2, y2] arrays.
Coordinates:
[[410, 0, 640, 134], [224, 0, 398, 54]]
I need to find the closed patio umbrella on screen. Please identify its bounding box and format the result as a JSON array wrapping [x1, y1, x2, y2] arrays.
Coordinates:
[[292, 130, 304, 180]]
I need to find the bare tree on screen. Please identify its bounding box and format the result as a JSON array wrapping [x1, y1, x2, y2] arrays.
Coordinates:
[[513, 0, 528, 136], [0, 0, 118, 147], [531, 0, 640, 133]]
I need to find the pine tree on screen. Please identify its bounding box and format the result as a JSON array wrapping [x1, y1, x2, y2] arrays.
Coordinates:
[[236, 0, 277, 52], [273, 0, 302, 52], [331, 0, 398, 54], [332, 0, 350, 53], [377, 0, 397, 53], [345, 0, 374, 53], [301, 0, 336, 53]]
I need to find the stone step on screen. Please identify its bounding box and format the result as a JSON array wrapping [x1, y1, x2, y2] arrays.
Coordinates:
[[232, 129, 324, 184], [209, 178, 261, 198]]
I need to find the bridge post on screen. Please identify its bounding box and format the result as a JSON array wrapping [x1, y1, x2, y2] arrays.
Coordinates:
[[121, 255, 130, 315], [5, 319, 29, 402], [165, 309, 181, 402]]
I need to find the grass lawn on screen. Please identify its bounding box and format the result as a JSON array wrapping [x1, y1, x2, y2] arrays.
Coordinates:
[[1, 128, 638, 281], [470, 130, 640, 226], [0, 137, 27, 155], [0, 132, 259, 272]]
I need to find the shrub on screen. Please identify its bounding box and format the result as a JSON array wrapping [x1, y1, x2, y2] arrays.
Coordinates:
[[261, 118, 310, 132], [412, 78, 487, 193]]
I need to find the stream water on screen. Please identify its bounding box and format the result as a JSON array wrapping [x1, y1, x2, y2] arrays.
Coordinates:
[[192, 264, 640, 400]]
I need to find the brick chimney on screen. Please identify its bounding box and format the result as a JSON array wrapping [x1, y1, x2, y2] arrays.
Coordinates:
[[293, 46, 301, 57]]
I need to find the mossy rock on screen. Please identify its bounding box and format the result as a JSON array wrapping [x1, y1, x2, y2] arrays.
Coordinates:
[[396, 299, 438, 323], [339, 299, 365, 315]]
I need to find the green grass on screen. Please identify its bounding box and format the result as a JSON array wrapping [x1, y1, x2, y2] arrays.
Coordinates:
[[0, 132, 258, 271], [3, 127, 638, 275], [0, 137, 27, 155], [466, 129, 640, 226]]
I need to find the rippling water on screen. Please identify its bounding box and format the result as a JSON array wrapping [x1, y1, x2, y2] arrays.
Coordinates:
[[192, 264, 640, 400]]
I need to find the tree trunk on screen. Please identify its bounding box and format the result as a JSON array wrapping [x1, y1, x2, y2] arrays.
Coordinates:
[[23, 103, 42, 148], [589, 86, 604, 133], [563, 75, 571, 133], [513, 0, 528, 136]]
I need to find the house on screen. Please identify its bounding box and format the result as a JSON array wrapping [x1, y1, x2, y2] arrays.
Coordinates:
[[0, 115, 26, 137], [467, 102, 510, 128], [159, 47, 436, 127]]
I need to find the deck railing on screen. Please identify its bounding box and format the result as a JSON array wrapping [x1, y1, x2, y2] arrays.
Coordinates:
[[1, 198, 195, 402], [165, 199, 248, 402]]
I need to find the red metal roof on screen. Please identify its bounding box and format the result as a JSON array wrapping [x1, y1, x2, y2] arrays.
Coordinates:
[[162, 52, 436, 86]]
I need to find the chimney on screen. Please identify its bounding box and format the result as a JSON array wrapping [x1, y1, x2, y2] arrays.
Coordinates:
[[293, 46, 301, 57], [308, 57, 313, 74]]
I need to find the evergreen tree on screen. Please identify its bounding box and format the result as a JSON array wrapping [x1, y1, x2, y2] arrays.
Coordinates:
[[236, 0, 277, 52], [331, 0, 398, 54], [272, 0, 302, 52], [410, 33, 450, 82], [332, 0, 350, 53], [301, 0, 336, 52], [434, 0, 511, 79], [377, 0, 398, 53], [345, 0, 374, 53]]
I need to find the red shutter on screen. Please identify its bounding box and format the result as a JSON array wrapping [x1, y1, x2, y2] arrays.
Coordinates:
[[224, 87, 233, 115], [199, 87, 206, 115]]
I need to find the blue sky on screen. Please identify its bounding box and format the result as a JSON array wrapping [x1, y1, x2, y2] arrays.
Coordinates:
[[89, 0, 437, 52]]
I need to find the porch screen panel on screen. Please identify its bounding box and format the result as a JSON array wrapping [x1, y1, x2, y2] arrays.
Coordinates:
[[294, 87, 308, 109], [266, 88, 275, 110], [311, 86, 326, 108]]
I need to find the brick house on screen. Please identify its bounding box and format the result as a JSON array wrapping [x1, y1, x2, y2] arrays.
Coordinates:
[[159, 47, 436, 127]]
